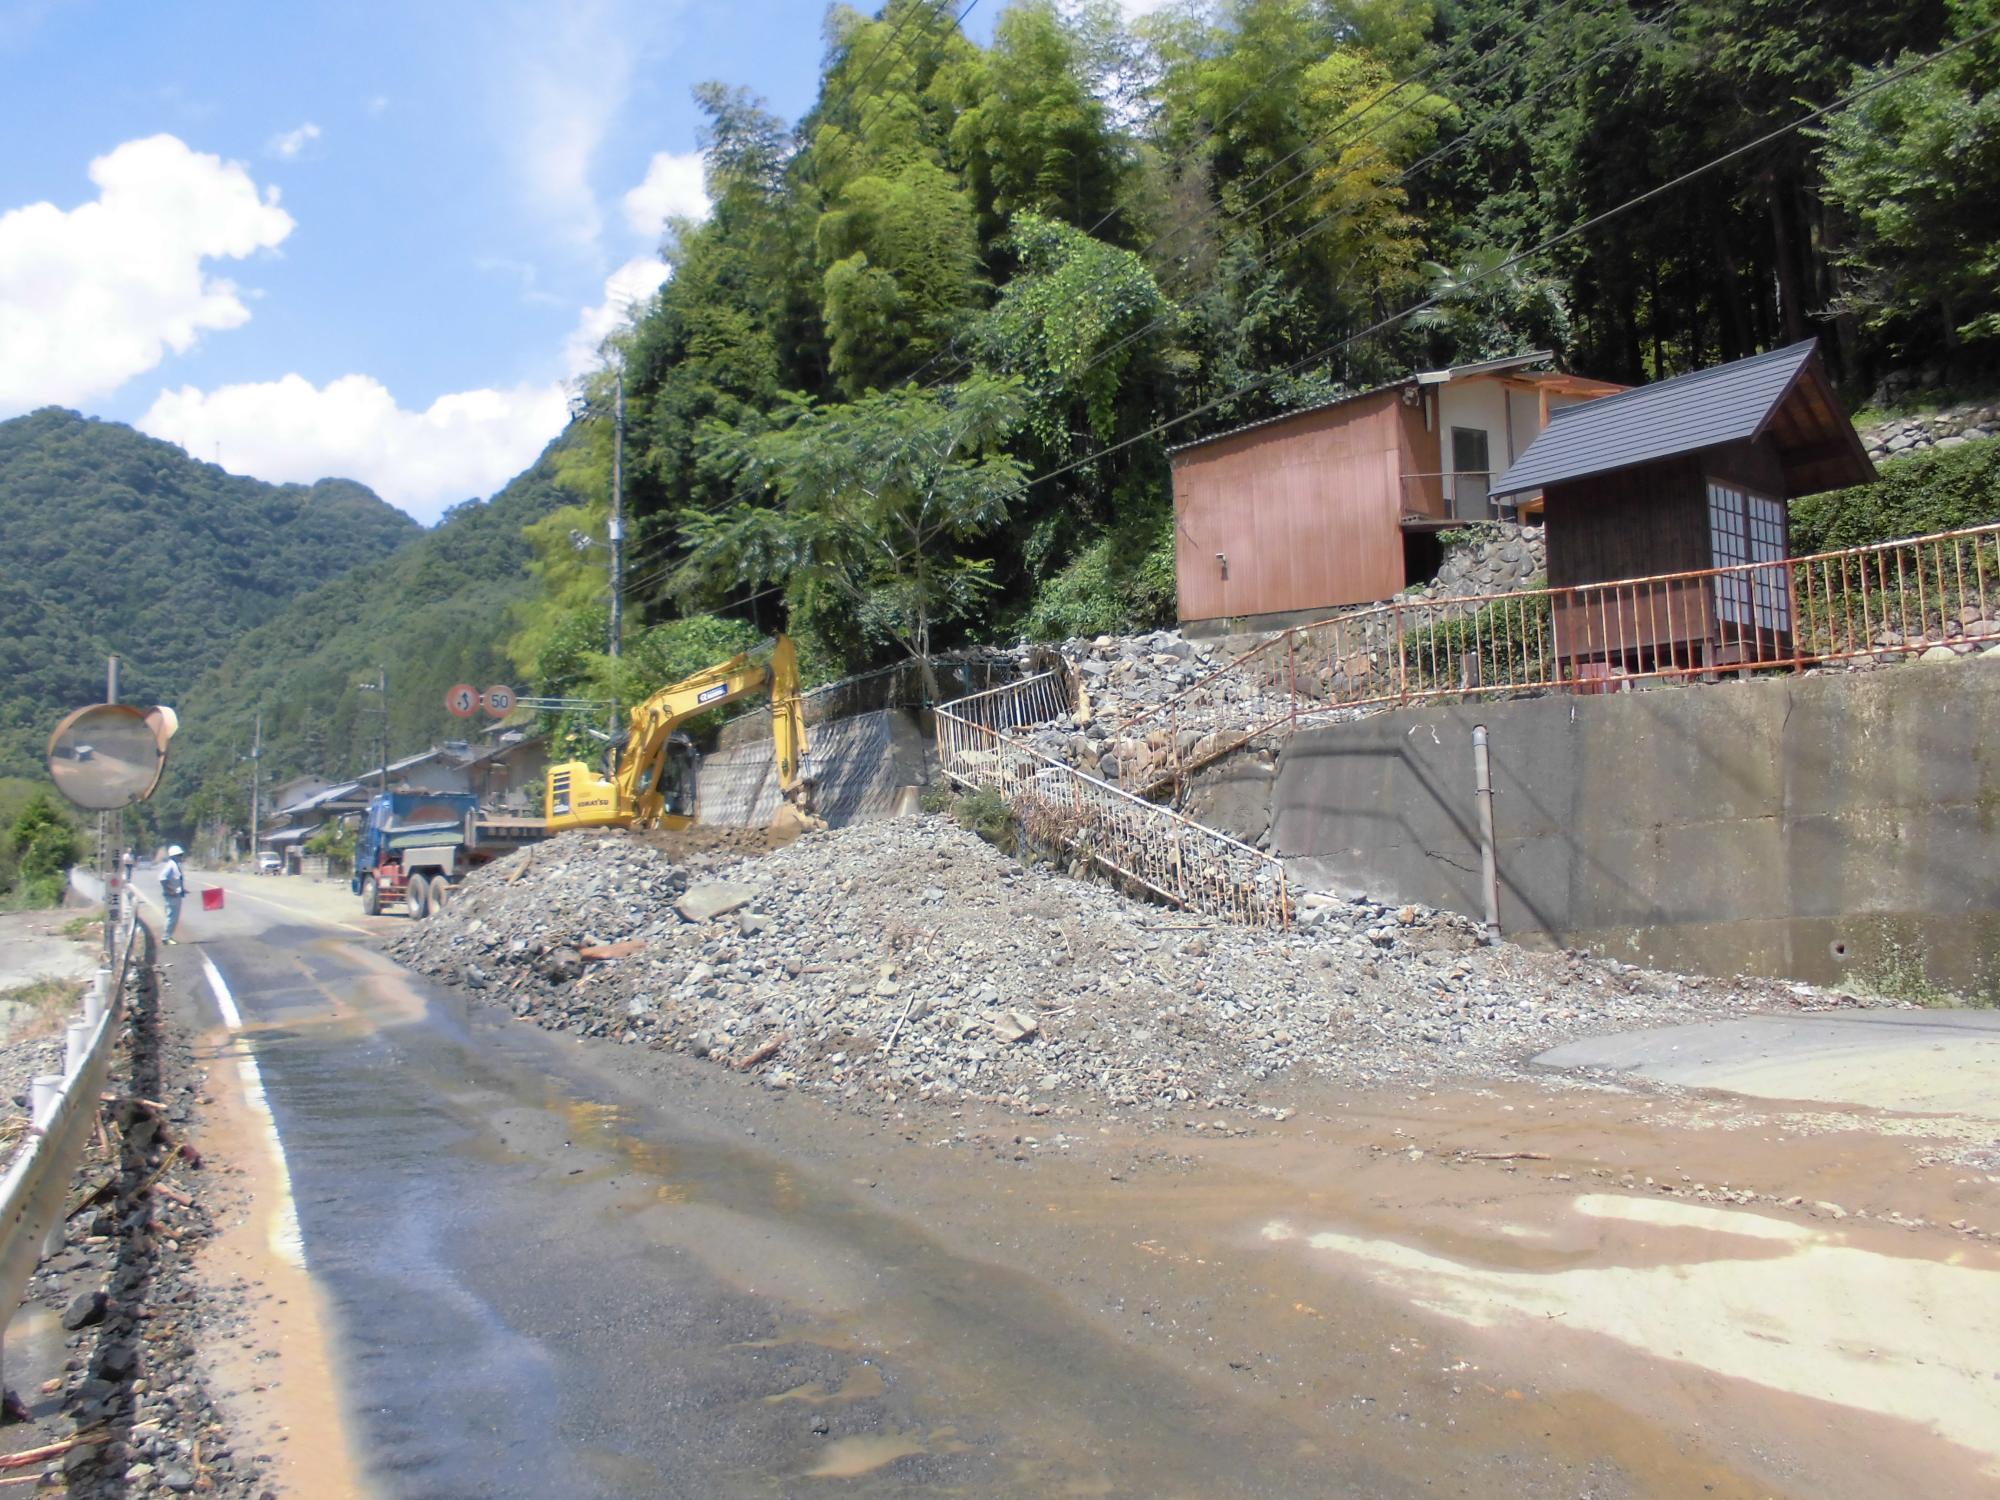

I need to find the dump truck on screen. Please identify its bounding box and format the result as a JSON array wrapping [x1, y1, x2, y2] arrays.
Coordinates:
[[352, 790, 545, 918]]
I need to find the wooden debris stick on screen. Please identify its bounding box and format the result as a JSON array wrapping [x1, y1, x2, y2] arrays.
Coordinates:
[[1465, 1151, 1552, 1162], [884, 994, 919, 1053], [0, 1433, 106, 1470], [734, 1036, 787, 1072]]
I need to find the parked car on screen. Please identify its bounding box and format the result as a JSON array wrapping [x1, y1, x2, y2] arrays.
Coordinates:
[[257, 850, 283, 874]]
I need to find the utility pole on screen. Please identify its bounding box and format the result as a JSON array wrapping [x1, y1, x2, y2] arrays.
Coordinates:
[[610, 369, 625, 663], [608, 370, 625, 741], [359, 668, 390, 791], [249, 710, 262, 868]]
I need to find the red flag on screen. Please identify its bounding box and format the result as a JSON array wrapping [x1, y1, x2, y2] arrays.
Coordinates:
[[200, 887, 224, 912]]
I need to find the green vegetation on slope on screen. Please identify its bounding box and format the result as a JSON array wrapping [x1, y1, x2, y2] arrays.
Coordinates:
[[518, 0, 1994, 699], [1791, 439, 2000, 553], [0, 408, 417, 776], [157, 437, 576, 838]]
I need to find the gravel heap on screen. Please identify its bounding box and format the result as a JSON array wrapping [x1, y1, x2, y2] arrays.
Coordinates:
[[389, 820, 1867, 1123]]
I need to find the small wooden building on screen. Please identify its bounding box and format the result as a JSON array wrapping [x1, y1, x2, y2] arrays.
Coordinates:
[[1168, 352, 1622, 629], [1489, 340, 1876, 673]]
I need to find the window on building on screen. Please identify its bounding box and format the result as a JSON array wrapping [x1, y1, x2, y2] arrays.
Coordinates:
[[1451, 428, 1492, 521], [1708, 481, 1791, 633]]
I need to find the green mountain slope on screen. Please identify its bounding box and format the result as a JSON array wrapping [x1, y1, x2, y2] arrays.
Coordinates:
[[0, 408, 418, 774], [158, 438, 574, 836]]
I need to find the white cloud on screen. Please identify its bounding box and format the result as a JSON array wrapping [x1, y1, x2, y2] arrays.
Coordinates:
[[564, 255, 670, 375], [363, 95, 389, 118], [498, 1, 637, 250], [139, 375, 570, 522], [622, 150, 709, 238], [267, 121, 322, 160], [0, 134, 293, 415]]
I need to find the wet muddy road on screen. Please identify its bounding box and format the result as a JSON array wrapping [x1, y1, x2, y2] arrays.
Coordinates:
[[162, 876, 2000, 1498]]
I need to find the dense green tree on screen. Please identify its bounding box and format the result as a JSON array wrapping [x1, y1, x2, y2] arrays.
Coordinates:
[[1817, 0, 2000, 364], [678, 377, 1029, 694], [0, 408, 416, 777]]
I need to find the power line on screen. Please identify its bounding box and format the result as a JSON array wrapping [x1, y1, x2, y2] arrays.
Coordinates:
[[1021, 18, 2000, 491], [896, 0, 1605, 392], [1028, 0, 1672, 403]]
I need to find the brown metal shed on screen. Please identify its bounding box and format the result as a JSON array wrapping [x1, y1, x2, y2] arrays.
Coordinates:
[[1169, 354, 1624, 629]]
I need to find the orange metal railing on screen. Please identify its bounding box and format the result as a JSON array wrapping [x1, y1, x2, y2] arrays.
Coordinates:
[[1111, 523, 2000, 794], [933, 673, 1291, 927]]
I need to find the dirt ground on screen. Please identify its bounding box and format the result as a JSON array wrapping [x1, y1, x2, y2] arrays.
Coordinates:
[[549, 1026, 2000, 1498], [160, 868, 2000, 1496]]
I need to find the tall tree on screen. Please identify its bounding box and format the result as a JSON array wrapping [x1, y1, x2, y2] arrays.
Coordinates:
[[676, 377, 1029, 694]]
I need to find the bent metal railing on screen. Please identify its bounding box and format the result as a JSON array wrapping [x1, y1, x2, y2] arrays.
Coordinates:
[[1111, 523, 2000, 795], [934, 673, 1291, 928], [0, 881, 142, 1382]]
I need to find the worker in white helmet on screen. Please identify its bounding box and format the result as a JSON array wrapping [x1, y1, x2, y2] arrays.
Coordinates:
[[160, 845, 187, 944]]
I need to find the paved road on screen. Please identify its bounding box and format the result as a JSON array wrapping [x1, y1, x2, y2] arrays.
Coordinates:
[[130, 871, 2000, 1500], [1534, 1009, 2000, 1118], [149, 874, 1396, 1500]]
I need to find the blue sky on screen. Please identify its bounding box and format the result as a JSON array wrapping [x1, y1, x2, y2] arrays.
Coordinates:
[[0, 0, 1021, 519]]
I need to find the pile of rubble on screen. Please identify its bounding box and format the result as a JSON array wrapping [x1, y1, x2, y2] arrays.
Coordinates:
[[388, 821, 1868, 1125]]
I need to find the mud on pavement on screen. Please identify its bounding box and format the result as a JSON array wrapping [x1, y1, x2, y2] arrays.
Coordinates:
[[372, 813, 2000, 1496]]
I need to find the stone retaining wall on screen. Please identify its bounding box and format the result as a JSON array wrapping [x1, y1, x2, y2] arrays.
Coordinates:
[[1859, 401, 1999, 464]]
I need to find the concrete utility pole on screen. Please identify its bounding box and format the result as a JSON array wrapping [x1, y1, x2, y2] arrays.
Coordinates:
[[610, 370, 625, 663], [608, 370, 625, 742], [249, 710, 262, 867]]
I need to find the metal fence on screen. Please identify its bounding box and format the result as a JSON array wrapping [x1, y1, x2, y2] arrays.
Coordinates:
[[1114, 523, 2000, 794], [934, 675, 1291, 927], [0, 881, 142, 1385]]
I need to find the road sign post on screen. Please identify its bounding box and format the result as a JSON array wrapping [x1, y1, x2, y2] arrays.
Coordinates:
[[445, 684, 479, 718]]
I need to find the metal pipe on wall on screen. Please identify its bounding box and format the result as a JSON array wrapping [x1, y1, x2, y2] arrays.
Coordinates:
[[1472, 725, 1501, 945]]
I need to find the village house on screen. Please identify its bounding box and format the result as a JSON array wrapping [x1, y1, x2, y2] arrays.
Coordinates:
[[1168, 352, 1625, 630]]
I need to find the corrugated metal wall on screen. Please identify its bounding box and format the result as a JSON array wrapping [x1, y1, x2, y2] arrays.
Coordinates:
[[1171, 392, 1438, 624]]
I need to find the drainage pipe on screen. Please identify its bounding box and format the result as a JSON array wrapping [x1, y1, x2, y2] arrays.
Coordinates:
[[1472, 725, 1501, 945]]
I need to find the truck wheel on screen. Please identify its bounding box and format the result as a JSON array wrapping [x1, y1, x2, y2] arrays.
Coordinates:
[[406, 873, 430, 920], [430, 880, 452, 915], [360, 876, 380, 917]]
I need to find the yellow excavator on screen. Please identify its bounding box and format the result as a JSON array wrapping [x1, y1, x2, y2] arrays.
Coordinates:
[[545, 634, 815, 833]]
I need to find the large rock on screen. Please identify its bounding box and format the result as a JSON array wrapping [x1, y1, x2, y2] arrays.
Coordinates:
[[676, 881, 758, 923]]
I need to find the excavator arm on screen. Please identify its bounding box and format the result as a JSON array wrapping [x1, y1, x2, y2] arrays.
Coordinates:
[[545, 634, 812, 833]]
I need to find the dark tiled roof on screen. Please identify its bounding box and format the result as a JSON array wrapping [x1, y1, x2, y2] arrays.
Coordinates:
[[1492, 342, 1837, 497]]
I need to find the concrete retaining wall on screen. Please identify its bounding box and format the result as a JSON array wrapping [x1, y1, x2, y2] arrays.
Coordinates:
[[697, 708, 932, 829], [1271, 657, 2000, 1000]]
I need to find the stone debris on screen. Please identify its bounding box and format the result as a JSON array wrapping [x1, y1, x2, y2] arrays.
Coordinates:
[[15, 945, 275, 1499], [388, 820, 1873, 1124], [1858, 401, 1999, 462]]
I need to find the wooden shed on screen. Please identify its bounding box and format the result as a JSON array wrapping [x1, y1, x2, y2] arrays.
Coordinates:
[[1490, 340, 1876, 674], [1168, 353, 1623, 629]]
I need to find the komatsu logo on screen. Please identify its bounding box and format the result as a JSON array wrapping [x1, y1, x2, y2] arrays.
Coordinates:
[[697, 683, 729, 704]]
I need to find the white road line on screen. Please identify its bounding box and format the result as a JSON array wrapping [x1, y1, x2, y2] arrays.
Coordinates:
[[200, 952, 245, 1030], [199, 952, 307, 1270]]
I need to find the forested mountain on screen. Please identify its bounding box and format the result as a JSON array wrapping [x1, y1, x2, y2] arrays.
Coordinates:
[[155, 439, 574, 838], [0, 408, 418, 777], [518, 0, 1996, 702]]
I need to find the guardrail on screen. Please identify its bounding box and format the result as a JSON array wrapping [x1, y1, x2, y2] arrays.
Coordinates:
[[0, 882, 143, 1392], [934, 677, 1290, 927], [1113, 522, 2000, 794]]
